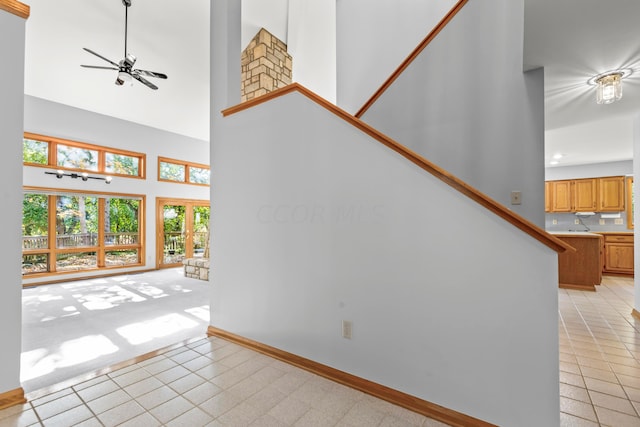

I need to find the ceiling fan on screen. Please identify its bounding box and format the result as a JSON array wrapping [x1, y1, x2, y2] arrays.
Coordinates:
[[81, 0, 167, 90]]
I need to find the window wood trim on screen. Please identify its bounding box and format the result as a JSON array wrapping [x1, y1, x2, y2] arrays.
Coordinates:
[[158, 156, 210, 186], [24, 132, 147, 179]]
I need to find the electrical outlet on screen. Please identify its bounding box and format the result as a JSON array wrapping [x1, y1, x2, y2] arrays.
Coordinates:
[[599, 219, 606, 225], [575, 219, 580, 224], [552, 219, 558, 225], [615, 218, 624, 225], [342, 320, 352, 339]]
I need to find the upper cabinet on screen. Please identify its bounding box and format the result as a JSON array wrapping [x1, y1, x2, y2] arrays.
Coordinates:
[[545, 176, 626, 213], [598, 176, 625, 212]]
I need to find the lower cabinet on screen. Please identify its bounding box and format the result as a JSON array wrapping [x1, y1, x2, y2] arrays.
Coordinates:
[[601, 234, 634, 275]]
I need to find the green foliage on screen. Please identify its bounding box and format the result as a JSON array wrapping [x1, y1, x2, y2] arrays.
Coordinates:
[[160, 162, 185, 182], [56, 196, 98, 234], [108, 199, 139, 232], [106, 153, 139, 176], [57, 144, 98, 170], [23, 139, 48, 164], [189, 166, 211, 185], [164, 205, 186, 233], [23, 194, 48, 236]]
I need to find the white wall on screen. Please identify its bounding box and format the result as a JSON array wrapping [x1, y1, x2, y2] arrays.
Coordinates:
[[0, 8, 27, 396], [287, 0, 336, 103], [358, 0, 546, 228], [634, 114, 640, 314], [336, 0, 457, 113], [241, 0, 289, 50], [546, 160, 632, 180], [22, 96, 209, 285], [210, 91, 560, 426]]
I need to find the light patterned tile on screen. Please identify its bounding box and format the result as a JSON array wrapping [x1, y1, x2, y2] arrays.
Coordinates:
[[40, 404, 93, 426], [168, 372, 206, 394], [244, 385, 288, 414], [85, 389, 131, 415], [199, 390, 243, 418], [155, 365, 191, 384], [143, 357, 178, 375], [182, 381, 223, 406], [165, 407, 213, 427], [0, 408, 39, 427], [293, 407, 340, 426], [169, 349, 201, 365], [559, 397, 598, 423], [594, 406, 640, 427], [183, 356, 213, 372], [560, 383, 591, 403], [117, 412, 162, 427], [583, 377, 627, 398], [149, 396, 194, 424], [136, 385, 179, 410], [123, 376, 164, 398], [97, 400, 145, 427], [248, 414, 288, 427], [216, 401, 264, 426], [75, 379, 120, 403], [109, 368, 151, 388], [340, 400, 387, 426], [268, 396, 310, 425], [588, 390, 637, 416], [34, 392, 83, 420]]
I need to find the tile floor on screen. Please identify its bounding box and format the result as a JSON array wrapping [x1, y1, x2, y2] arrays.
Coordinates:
[[1, 336, 449, 427], [559, 275, 640, 426], [1, 274, 638, 426]]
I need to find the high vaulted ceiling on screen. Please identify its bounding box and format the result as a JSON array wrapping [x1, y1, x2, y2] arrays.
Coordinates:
[[22, 0, 640, 165]]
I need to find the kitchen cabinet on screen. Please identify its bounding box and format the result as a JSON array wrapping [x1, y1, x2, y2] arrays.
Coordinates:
[[550, 180, 572, 212], [545, 181, 552, 213], [553, 232, 603, 291], [573, 179, 597, 211], [598, 176, 625, 212], [545, 176, 626, 213], [600, 233, 634, 275]]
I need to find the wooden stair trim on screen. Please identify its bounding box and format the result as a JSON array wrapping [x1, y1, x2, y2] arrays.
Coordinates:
[[354, 0, 468, 118], [222, 83, 571, 254], [0, 387, 26, 410], [207, 326, 497, 427], [0, 0, 29, 18]]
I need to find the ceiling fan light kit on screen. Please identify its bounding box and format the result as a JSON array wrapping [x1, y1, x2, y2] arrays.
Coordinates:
[[81, 0, 167, 90]]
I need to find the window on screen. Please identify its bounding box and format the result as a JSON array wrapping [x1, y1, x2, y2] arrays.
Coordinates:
[[23, 138, 49, 165], [158, 157, 210, 186], [57, 144, 99, 171], [23, 132, 146, 179], [105, 152, 140, 176], [22, 188, 145, 277]]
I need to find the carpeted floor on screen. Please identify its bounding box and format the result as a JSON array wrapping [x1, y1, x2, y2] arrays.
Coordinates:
[[21, 268, 210, 393]]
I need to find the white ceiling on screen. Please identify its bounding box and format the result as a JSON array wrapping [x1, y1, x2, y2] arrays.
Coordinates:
[[524, 0, 640, 167], [23, 0, 640, 165]]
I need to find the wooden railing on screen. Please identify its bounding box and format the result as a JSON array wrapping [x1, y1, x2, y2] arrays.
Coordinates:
[[354, 0, 469, 118], [22, 232, 139, 250], [222, 83, 572, 254]]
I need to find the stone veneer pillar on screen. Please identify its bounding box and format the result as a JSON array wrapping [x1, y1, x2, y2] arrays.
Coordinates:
[[241, 28, 292, 102]]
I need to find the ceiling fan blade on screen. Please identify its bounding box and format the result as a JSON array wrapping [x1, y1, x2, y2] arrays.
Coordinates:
[[131, 73, 158, 90], [133, 69, 168, 79], [83, 48, 120, 68], [81, 65, 119, 71]]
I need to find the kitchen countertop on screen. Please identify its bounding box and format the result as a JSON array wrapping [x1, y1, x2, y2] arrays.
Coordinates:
[[548, 231, 603, 238]]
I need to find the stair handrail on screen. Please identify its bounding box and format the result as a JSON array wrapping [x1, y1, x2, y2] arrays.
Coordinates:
[[222, 83, 572, 254], [355, 0, 469, 118]]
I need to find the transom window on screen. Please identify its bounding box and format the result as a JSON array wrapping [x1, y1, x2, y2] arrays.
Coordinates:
[[23, 132, 146, 179], [158, 157, 210, 186]]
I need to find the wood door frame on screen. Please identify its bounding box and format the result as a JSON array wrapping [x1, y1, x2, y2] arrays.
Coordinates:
[[156, 197, 209, 269]]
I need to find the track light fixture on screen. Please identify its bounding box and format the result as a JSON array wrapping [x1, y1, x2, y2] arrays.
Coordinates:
[[45, 170, 112, 184]]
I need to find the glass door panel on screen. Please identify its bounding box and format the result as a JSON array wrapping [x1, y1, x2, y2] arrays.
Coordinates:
[[192, 206, 210, 258], [162, 204, 186, 265]]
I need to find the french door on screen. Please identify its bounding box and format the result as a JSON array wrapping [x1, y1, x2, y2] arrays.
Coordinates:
[[156, 198, 210, 268]]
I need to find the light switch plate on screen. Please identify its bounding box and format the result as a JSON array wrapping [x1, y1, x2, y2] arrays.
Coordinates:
[[510, 191, 522, 205]]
